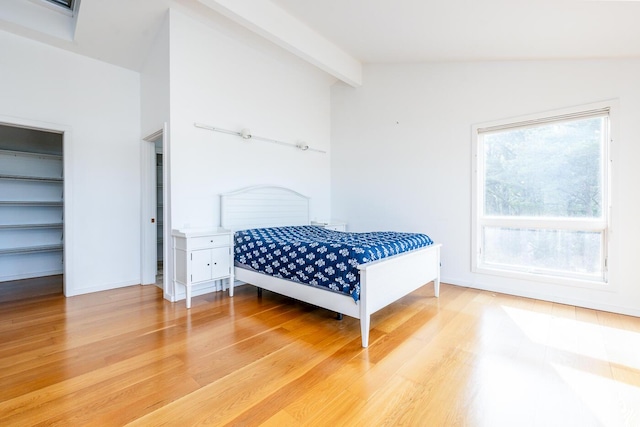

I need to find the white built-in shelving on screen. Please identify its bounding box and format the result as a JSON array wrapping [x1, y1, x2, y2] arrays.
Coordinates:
[[0, 143, 64, 281]]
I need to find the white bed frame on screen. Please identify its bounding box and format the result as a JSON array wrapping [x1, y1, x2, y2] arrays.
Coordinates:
[[220, 186, 441, 347]]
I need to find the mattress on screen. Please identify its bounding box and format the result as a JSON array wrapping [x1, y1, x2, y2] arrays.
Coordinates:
[[234, 225, 433, 302]]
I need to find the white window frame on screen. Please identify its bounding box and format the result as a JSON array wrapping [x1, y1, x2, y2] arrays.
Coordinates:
[[471, 101, 613, 287]]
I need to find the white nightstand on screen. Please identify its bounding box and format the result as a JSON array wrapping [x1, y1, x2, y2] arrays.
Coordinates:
[[172, 228, 234, 308], [311, 220, 347, 232]]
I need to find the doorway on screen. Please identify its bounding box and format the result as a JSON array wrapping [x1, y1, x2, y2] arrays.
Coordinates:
[[155, 141, 163, 286], [0, 124, 64, 292], [142, 127, 170, 298]]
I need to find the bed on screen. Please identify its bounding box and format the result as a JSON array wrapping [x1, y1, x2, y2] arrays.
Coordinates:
[[220, 186, 441, 348]]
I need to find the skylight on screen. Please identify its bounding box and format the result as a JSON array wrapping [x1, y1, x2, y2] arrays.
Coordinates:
[[45, 0, 74, 10], [0, 0, 80, 40]]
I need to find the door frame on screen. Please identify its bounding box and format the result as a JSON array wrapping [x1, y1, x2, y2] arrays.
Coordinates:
[[0, 114, 72, 296], [142, 124, 173, 300]]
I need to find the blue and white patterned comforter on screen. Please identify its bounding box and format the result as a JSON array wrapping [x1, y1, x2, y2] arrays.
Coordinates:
[[234, 226, 433, 302]]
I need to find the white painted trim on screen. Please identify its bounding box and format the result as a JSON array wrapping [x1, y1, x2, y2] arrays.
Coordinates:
[[443, 278, 640, 318], [141, 126, 171, 298], [140, 132, 158, 286], [471, 100, 616, 289], [65, 278, 139, 296], [143, 129, 163, 142], [161, 122, 173, 302]]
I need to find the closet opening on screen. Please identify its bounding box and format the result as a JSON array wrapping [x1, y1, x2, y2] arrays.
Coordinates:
[[0, 124, 64, 296]]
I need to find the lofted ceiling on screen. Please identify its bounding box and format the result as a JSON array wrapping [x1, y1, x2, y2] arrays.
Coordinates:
[[1, 0, 639, 75], [270, 0, 640, 63]]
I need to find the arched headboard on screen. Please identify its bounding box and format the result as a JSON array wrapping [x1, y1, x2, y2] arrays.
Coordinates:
[[220, 185, 310, 231]]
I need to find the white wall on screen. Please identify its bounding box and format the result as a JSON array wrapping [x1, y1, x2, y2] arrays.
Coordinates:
[[168, 9, 333, 229], [165, 10, 334, 300], [141, 13, 170, 139], [331, 60, 640, 316], [0, 30, 142, 296], [140, 13, 171, 288]]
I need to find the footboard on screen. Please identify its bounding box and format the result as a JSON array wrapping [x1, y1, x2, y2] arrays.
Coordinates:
[[234, 266, 361, 319], [236, 243, 441, 348], [221, 186, 442, 348], [357, 244, 441, 347]]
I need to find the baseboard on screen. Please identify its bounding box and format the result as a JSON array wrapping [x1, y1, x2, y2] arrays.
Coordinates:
[[65, 279, 139, 297], [441, 276, 640, 318]]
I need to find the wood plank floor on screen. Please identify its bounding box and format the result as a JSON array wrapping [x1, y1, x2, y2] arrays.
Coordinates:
[[1, 277, 639, 426]]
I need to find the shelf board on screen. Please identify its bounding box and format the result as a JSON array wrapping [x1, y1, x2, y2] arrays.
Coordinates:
[[0, 201, 63, 207], [0, 174, 63, 182], [0, 223, 63, 230], [0, 244, 63, 255], [0, 148, 62, 160]]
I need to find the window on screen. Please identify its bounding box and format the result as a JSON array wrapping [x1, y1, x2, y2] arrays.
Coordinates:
[[45, 0, 74, 10], [472, 103, 611, 285]]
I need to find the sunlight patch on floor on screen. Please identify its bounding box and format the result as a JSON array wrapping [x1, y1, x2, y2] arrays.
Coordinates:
[[552, 363, 640, 427], [502, 305, 640, 371]]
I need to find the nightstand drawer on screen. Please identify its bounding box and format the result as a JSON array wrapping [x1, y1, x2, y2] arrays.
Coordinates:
[[190, 235, 229, 249]]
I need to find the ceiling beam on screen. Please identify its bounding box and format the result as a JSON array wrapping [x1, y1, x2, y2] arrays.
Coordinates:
[[197, 0, 362, 87]]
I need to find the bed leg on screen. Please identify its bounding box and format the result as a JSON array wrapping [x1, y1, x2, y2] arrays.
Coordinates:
[[335, 312, 343, 321], [360, 314, 370, 348], [257, 287, 262, 298], [434, 278, 440, 298]]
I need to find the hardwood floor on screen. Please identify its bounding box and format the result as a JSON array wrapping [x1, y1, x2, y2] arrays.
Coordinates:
[[1, 277, 639, 426], [0, 275, 62, 303]]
